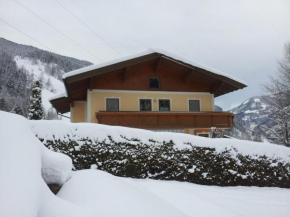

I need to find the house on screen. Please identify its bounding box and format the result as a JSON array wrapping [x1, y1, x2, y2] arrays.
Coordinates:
[[50, 48, 246, 136]]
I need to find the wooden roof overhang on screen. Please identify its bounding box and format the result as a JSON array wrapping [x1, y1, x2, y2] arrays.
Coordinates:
[[50, 52, 246, 114]]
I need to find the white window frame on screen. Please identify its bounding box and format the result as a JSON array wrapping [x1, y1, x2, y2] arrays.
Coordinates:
[[187, 98, 201, 112], [157, 98, 172, 111], [105, 97, 121, 111], [138, 97, 153, 111]]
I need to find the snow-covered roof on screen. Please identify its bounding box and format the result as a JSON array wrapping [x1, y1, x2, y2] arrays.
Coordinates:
[[50, 48, 247, 105], [62, 47, 247, 86], [48, 92, 67, 101]]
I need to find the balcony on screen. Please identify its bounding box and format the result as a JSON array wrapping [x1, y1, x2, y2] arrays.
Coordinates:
[[95, 111, 234, 129]]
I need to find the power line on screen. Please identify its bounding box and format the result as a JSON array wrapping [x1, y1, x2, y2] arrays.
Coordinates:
[[70, 0, 127, 54], [12, 0, 103, 63], [0, 17, 55, 52], [54, 0, 123, 57]]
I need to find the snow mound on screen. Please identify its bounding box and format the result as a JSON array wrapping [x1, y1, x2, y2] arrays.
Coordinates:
[[0, 111, 92, 217], [41, 146, 72, 184], [30, 120, 290, 161]]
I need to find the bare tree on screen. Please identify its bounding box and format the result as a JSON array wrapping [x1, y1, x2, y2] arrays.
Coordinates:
[[262, 42, 290, 147]]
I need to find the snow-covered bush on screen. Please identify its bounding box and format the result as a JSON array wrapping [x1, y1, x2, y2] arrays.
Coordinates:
[[31, 121, 290, 188]]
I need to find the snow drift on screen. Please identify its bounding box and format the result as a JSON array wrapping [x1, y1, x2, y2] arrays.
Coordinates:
[[30, 120, 290, 187], [0, 111, 92, 217]]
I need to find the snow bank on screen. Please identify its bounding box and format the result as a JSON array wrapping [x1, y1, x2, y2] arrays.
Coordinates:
[[30, 120, 290, 161], [0, 111, 92, 217], [58, 169, 290, 217]]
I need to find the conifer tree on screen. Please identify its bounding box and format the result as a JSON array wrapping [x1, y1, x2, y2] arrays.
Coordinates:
[[28, 80, 44, 120], [0, 98, 7, 111], [6, 77, 14, 92], [11, 104, 24, 116]]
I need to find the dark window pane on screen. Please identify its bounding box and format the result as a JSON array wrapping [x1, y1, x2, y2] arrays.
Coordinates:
[[189, 100, 200, 112], [140, 99, 151, 111], [198, 133, 209, 137], [159, 100, 170, 111], [149, 77, 160, 88], [106, 99, 119, 111]]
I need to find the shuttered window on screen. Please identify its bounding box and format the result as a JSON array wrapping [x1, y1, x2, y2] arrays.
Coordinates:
[[106, 98, 119, 111], [189, 100, 200, 112]]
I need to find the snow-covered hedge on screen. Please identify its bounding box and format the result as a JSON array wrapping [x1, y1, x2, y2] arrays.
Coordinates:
[[30, 121, 290, 188]]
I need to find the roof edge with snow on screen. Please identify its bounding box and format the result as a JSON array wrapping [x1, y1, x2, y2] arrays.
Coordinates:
[[62, 48, 247, 86]]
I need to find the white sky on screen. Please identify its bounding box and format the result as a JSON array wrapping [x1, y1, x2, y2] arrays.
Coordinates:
[[1, 0, 290, 110]]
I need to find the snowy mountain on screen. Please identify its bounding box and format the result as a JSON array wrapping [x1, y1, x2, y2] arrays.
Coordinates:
[[223, 96, 276, 141], [214, 105, 223, 111], [229, 96, 274, 131], [0, 38, 92, 118]]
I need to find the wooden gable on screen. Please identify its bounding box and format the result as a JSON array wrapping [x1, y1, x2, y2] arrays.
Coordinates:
[[90, 58, 211, 92], [51, 52, 246, 113]]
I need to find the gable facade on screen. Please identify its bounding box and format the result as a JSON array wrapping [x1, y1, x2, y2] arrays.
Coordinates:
[[50, 49, 246, 136]]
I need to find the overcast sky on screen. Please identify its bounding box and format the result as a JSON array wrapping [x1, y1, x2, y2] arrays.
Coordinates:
[[1, 0, 290, 110]]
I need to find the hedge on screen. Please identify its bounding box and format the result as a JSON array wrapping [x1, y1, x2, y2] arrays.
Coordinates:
[[37, 135, 290, 188]]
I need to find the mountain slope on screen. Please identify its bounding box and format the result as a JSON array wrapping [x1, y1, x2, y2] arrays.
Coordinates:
[[229, 96, 274, 131], [0, 38, 92, 118], [225, 96, 275, 141]]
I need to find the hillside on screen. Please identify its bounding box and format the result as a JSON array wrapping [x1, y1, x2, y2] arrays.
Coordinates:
[[0, 38, 92, 118]]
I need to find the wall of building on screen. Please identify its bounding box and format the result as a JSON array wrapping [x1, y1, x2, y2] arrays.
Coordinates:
[[71, 101, 86, 123], [87, 89, 214, 123]]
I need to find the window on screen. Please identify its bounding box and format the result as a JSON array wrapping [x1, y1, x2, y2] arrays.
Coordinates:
[[159, 99, 170, 111], [149, 77, 160, 88], [189, 100, 200, 112], [198, 133, 209, 138], [140, 99, 152, 111], [106, 98, 119, 111]]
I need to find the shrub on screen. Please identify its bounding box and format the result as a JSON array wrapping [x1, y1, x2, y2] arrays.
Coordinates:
[[38, 135, 290, 188]]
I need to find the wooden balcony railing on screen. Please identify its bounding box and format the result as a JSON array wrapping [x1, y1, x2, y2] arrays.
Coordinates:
[[96, 111, 234, 129]]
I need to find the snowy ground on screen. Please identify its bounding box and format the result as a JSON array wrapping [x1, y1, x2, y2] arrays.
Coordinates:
[[1, 111, 290, 217], [59, 169, 290, 217]]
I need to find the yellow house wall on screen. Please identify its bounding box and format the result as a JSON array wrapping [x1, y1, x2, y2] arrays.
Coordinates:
[[71, 101, 86, 123], [88, 90, 214, 123]]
